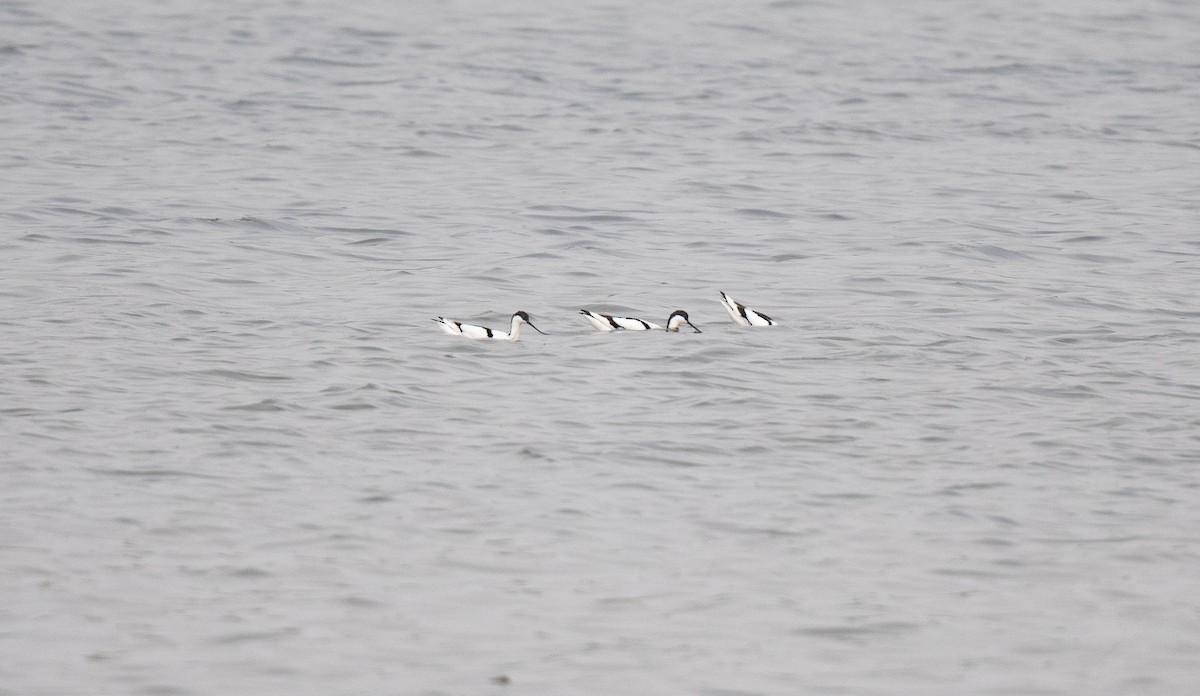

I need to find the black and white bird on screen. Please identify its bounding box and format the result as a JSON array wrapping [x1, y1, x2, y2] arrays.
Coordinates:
[[718, 291, 777, 327], [579, 309, 701, 333], [433, 311, 548, 341]]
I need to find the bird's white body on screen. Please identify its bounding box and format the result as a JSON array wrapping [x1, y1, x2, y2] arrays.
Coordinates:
[[719, 291, 777, 327], [434, 311, 545, 341], [580, 309, 701, 333], [580, 309, 660, 331]]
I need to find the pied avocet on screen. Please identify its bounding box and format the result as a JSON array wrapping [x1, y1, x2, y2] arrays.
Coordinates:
[[718, 291, 777, 326], [433, 311, 547, 341], [579, 309, 701, 333]]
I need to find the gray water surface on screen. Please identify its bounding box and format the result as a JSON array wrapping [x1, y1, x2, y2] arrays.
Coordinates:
[[2, 1, 1199, 694]]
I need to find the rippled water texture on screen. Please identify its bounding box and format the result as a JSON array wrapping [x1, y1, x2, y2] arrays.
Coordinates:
[[2, 0, 1199, 694]]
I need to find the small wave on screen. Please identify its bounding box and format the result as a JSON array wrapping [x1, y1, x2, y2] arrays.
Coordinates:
[[222, 399, 289, 412], [1064, 253, 1131, 263], [86, 467, 221, 479], [946, 244, 1031, 261], [273, 54, 382, 69], [794, 622, 921, 641], [526, 212, 641, 223], [195, 369, 293, 382], [735, 208, 791, 219]]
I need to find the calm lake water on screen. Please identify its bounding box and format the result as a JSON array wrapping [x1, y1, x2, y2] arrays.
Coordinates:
[[2, 0, 1199, 694]]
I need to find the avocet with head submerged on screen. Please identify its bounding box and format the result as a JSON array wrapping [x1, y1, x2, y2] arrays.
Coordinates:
[[579, 309, 701, 333], [433, 311, 548, 341], [718, 291, 777, 327]]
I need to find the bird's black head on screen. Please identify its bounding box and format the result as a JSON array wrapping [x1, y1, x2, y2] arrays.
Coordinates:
[[667, 310, 701, 333], [514, 310, 548, 334]]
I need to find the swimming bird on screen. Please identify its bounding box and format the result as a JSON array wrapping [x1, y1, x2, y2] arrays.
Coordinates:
[[718, 291, 777, 326], [433, 311, 547, 340], [579, 309, 701, 333]]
